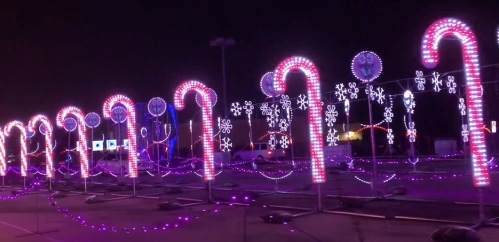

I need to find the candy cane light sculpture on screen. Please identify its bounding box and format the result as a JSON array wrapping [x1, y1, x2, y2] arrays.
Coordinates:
[[0, 128, 6, 178], [174, 80, 215, 181], [56, 107, 90, 178], [103, 95, 138, 178], [28, 115, 55, 178], [272, 57, 325, 183], [422, 18, 489, 187], [4, 121, 28, 177]]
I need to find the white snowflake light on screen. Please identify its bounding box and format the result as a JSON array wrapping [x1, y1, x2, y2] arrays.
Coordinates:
[[268, 133, 277, 150], [384, 107, 393, 123], [221, 137, 232, 152], [278, 119, 289, 132], [375, 87, 385, 104], [365, 85, 375, 100], [260, 102, 271, 116], [415, 70, 426, 91], [297, 94, 308, 110], [387, 128, 394, 145], [348, 82, 359, 99], [458, 98, 466, 116], [280, 94, 291, 109], [327, 128, 339, 146], [446, 76, 456, 94], [325, 104, 338, 127], [280, 136, 290, 149], [462, 124, 469, 143], [220, 119, 233, 134], [408, 121, 416, 143], [230, 102, 242, 116], [431, 72, 442, 92], [243, 101, 254, 115], [266, 115, 278, 128], [335, 83, 347, 101]]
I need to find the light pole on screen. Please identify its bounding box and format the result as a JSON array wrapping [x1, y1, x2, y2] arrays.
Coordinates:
[[210, 37, 234, 118]]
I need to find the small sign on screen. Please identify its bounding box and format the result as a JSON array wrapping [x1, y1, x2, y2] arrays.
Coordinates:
[[76, 141, 79, 152], [492, 121, 496, 133], [123, 139, 129, 150], [93, 141, 103, 151], [107, 140, 117, 150]]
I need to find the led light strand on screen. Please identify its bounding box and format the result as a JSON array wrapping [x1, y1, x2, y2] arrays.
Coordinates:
[[56, 107, 90, 178], [272, 56, 325, 183], [422, 18, 489, 187], [103, 95, 138, 178], [0, 128, 5, 176], [4, 121, 28, 177], [174, 80, 215, 181]]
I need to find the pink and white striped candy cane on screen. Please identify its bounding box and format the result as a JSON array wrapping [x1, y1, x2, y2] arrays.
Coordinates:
[[272, 57, 325, 183], [174, 80, 215, 181], [4, 121, 28, 177], [56, 107, 90, 178], [28, 115, 55, 178], [102, 95, 138, 178], [422, 18, 489, 187], [0, 128, 6, 176]]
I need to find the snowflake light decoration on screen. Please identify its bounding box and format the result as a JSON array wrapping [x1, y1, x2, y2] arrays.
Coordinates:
[[220, 119, 233, 134], [408, 121, 416, 143], [462, 124, 469, 143], [325, 104, 338, 126], [268, 133, 277, 150], [387, 128, 394, 145], [327, 128, 339, 146], [415, 70, 426, 91], [280, 94, 291, 110], [297, 94, 308, 110], [278, 119, 289, 132], [266, 115, 278, 128], [446, 76, 456, 94], [335, 83, 347, 101], [230, 102, 242, 116], [280, 136, 290, 149], [375, 87, 385, 104], [243, 101, 254, 115], [431, 72, 442, 92], [260, 102, 271, 116], [458, 98, 466, 116], [384, 107, 393, 123], [221, 137, 232, 152], [365, 85, 375, 100], [348, 82, 359, 99]]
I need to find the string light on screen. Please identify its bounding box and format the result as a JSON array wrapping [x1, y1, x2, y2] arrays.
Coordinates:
[[174, 80, 215, 181], [4, 121, 28, 177], [56, 107, 90, 178], [28, 115, 55, 178], [0, 128, 5, 176], [422, 18, 489, 187]]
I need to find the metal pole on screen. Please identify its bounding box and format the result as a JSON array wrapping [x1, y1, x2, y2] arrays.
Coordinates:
[[459, 89, 468, 159], [288, 107, 295, 164], [190, 120, 193, 157], [221, 46, 228, 153], [367, 84, 377, 176], [408, 112, 416, 172], [156, 117, 160, 175], [478, 188, 485, 222], [90, 127, 94, 183], [317, 183, 322, 210], [67, 130, 71, 178], [248, 114, 254, 159], [208, 180, 212, 202], [118, 123, 122, 176]]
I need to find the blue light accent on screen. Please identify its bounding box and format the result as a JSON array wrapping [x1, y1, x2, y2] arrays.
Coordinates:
[[167, 103, 178, 161]]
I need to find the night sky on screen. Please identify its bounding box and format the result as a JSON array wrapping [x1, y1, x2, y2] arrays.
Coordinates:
[[1, 1, 499, 147]]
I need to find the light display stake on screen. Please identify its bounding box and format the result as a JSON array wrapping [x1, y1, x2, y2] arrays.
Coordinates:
[[421, 18, 489, 187], [85, 112, 100, 181], [243, 101, 255, 161], [28, 115, 54, 178], [351, 51, 383, 178], [103, 95, 138, 179], [56, 107, 90, 179], [189, 120, 193, 157], [403, 90, 417, 168], [174, 80, 215, 182], [272, 56, 325, 183], [0, 128, 5, 179]]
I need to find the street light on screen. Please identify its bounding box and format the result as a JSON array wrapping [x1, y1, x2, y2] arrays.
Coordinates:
[[210, 37, 235, 119]]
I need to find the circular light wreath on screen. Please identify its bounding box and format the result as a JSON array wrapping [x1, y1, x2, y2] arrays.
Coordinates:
[[85, 112, 101, 128], [195, 88, 217, 108], [63, 117, 78, 132], [147, 97, 167, 117], [351, 51, 383, 83]]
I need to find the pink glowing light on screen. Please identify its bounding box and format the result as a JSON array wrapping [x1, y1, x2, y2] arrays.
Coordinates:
[[4, 121, 28, 177], [272, 56, 325, 183], [102, 95, 138, 178], [28, 115, 55, 178], [56, 107, 90, 178], [0, 128, 5, 176], [422, 18, 489, 187], [174, 80, 215, 181]]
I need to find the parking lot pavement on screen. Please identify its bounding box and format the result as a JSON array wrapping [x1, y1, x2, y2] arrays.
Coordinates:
[[1, 192, 499, 242]]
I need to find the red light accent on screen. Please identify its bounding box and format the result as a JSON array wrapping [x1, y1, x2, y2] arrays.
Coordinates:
[[422, 18, 489, 187], [267, 150, 271, 155]]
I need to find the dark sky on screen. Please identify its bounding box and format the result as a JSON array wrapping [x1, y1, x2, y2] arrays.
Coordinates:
[[0, 1, 499, 142]]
